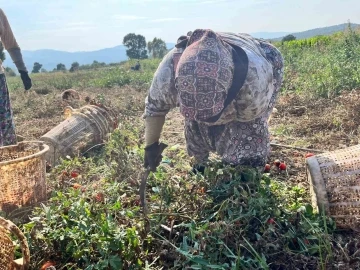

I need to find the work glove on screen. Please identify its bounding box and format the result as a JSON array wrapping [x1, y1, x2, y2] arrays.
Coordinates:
[[144, 142, 167, 172], [19, 70, 32, 90]]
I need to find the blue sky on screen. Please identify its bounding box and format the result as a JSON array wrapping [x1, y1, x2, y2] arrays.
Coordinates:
[[2, 0, 360, 52]]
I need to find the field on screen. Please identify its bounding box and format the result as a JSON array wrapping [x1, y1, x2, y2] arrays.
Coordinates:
[[2, 27, 360, 269]]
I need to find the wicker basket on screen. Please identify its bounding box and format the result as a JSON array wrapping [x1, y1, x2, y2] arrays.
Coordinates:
[[40, 105, 117, 166], [0, 141, 49, 215], [306, 144, 360, 230], [0, 216, 30, 270]]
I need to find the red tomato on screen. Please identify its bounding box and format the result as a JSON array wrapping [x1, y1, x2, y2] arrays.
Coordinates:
[[95, 193, 104, 202], [40, 261, 56, 270], [264, 164, 271, 172], [267, 218, 275, 225], [70, 171, 79, 178], [279, 163, 287, 170]]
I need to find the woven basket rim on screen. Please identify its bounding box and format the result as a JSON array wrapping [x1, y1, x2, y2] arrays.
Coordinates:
[[306, 155, 330, 213], [0, 141, 49, 166]]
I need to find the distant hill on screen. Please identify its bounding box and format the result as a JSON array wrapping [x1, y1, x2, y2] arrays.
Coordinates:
[[3, 43, 176, 73], [3, 23, 359, 73], [249, 32, 291, 39], [272, 23, 360, 41]]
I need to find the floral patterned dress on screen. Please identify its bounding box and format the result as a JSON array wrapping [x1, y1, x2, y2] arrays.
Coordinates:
[[0, 74, 16, 146]]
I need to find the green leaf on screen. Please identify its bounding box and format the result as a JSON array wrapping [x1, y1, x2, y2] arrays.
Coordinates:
[[308, 245, 320, 255], [169, 144, 180, 151], [190, 257, 211, 265], [112, 201, 121, 210], [190, 266, 202, 270], [305, 204, 314, 215], [241, 169, 256, 182], [190, 259, 227, 269], [109, 255, 123, 269], [263, 175, 271, 185]]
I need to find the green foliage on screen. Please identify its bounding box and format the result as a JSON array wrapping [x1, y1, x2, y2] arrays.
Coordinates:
[[278, 35, 332, 49], [6, 59, 161, 91], [32, 62, 43, 73], [24, 188, 144, 269], [56, 63, 67, 71], [123, 33, 148, 59], [147, 37, 168, 58], [282, 34, 296, 42], [70, 61, 107, 72], [90, 60, 106, 69], [158, 163, 336, 269], [17, 115, 336, 269], [70, 61, 80, 72], [5, 67, 16, 77], [22, 125, 146, 269], [277, 28, 360, 97]]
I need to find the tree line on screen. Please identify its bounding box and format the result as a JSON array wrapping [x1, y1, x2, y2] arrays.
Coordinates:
[[30, 60, 109, 74], [29, 34, 168, 74], [122, 33, 168, 59]]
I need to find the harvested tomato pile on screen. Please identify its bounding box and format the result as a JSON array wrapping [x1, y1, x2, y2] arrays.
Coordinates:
[[264, 152, 315, 173]]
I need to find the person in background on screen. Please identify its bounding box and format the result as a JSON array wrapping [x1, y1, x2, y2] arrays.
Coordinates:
[[0, 8, 32, 147], [131, 61, 141, 71], [143, 29, 284, 174]]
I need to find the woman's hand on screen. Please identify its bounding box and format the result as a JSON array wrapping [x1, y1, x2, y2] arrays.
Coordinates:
[[19, 70, 32, 90], [144, 142, 167, 172]]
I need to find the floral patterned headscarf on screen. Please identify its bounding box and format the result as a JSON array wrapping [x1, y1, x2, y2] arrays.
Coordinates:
[[174, 29, 235, 122]]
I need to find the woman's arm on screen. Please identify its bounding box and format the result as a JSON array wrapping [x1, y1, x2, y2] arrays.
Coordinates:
[[144, 47, 181, 146], [0, 8, 27, 72]]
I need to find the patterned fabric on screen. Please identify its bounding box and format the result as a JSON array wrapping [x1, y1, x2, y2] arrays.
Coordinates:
[[0, 74, 16, 147], [185, 117, 270, 168], [209, 32, 276, 125], [144, 32, 284, 167], [184, 39, 284, 168], [145, 32, 278, 125], [175, 29, 235, 122]]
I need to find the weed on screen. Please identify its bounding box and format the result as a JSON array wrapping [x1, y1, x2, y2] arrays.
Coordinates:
[[277, 26, 360, 98], [272, 124, 294, 136], [14, 111, 336, 269]]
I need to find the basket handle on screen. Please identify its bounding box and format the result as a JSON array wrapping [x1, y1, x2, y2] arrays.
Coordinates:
[[63, 106, 74, 119], [0, 217, 30, 270]]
